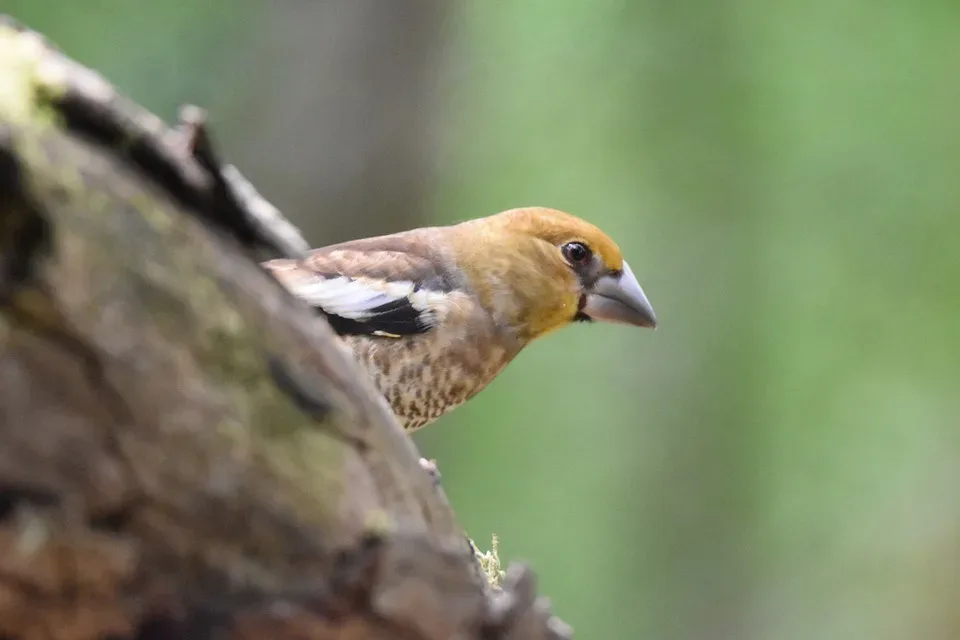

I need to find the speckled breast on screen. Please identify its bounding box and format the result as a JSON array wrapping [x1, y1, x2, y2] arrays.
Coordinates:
[[340, 332, 516, 431]]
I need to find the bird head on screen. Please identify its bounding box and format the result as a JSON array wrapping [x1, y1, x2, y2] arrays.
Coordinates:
[[451, 207, 657, 342]]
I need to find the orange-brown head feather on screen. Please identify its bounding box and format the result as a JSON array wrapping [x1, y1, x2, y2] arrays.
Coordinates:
[[479, 207, 626, 273], [447, 207, 641, 342]]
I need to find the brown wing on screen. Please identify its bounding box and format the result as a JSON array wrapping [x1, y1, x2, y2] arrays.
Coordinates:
[[262, 230, 460, 337]]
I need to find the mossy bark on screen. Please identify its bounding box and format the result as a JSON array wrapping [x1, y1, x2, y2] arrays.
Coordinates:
[[0, 17, 568, 640]]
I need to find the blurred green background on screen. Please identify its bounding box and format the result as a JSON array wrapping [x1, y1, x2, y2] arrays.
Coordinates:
[[7, 1, 959, 637]]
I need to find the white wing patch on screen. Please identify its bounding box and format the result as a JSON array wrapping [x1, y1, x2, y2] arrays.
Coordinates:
[[292, 274, 447, 327]]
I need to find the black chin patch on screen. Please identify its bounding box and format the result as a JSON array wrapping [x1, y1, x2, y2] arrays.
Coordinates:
[[574, 293, 591, 322]]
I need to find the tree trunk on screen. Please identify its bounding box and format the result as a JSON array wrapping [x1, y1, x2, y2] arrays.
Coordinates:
[[0, 17, 569, 640], [223, 0, 445, 243]]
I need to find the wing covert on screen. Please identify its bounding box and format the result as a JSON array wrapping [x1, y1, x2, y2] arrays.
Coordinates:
[[263, 243, 455, 338]]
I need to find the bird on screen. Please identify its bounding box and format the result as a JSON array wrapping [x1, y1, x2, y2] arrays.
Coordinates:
[[263, 206, 657, 432]]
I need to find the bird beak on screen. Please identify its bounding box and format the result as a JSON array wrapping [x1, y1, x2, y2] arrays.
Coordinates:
[[583, 261, 657, 328]]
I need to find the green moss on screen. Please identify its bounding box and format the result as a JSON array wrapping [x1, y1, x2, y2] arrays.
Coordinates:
[[473, 533, 506, 589], [363, 509, 395, 537], [0, 23, 66, 129]]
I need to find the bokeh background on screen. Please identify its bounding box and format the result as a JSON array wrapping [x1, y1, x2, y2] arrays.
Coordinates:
[[7, 1, 959, 638]]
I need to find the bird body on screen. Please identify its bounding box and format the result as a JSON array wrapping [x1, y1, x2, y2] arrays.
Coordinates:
[[263, 207, 656, 431]]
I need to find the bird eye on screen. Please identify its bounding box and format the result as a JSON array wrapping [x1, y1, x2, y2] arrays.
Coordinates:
[[561, 241, 592, 266]]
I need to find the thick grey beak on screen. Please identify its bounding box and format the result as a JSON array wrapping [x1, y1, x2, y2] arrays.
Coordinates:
[[582, 261, 657, 328]]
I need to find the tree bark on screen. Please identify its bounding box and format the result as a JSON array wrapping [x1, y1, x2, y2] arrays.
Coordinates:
[[0, 18, 569, 640]]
